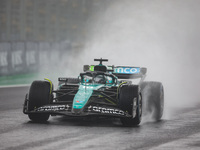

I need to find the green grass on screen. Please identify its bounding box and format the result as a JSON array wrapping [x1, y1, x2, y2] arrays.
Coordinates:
[[0, 73, 39, 86], [0, 72, 64, 86]]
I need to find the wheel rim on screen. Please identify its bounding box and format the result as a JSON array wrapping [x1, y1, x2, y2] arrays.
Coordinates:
[[139, 94, 142, 118]]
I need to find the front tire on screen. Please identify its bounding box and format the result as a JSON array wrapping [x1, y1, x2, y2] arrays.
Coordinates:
[[119, 85, 142, 126], [28, 81, 52, 122]]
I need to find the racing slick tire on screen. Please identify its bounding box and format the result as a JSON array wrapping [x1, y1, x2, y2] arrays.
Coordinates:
[[119, 85, 142, 126], [28, 80, 53, 122], [140, 81, 164, 121]]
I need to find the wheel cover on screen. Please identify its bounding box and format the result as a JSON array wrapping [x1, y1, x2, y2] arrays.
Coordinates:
[[160, 86, 164, 114]]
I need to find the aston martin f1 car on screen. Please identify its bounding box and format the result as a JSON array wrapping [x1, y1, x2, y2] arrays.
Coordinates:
[[23, 58, 164, 126]]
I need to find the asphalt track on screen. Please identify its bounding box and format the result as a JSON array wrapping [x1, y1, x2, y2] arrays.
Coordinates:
[[0, 86, 200, 150]]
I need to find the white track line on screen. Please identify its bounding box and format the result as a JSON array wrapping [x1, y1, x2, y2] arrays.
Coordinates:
[[0, 84, 30, 88]]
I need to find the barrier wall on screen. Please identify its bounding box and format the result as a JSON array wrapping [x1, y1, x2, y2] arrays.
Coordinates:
[[0, 41, 71, 76]]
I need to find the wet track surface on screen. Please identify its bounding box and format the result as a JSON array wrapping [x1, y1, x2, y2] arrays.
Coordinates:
[[0, 86, 200, 150]]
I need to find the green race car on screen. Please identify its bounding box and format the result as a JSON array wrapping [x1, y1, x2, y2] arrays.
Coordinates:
[[23, 58, 164, 126]]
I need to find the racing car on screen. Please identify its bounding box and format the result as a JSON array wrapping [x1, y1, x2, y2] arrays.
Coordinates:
[[23, 58, 164, 126]]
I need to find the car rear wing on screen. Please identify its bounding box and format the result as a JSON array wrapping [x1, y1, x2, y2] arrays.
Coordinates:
[[113, 66, 147, 79], [83, 65, 147, 79]]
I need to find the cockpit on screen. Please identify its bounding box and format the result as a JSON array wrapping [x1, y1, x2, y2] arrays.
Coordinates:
[[80, 72, 116, 85]]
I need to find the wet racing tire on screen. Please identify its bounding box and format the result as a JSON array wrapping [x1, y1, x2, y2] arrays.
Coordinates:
[[119, 85, 142, 126], [140, 81, 164, 121], [28, 80, 52, 122]]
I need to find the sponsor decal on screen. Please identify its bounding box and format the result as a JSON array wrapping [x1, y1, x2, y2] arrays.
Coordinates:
[[114, 67, 140, 74], [76, 100, 84, 103], [26, 51, 36, 66], [59, 78, 67, 81], [36, 105, 69, 112], [90, 106, 125, 116], [89, 65, 94, 71], [11, 51, 23, 68], [0, 52, 8, 67]]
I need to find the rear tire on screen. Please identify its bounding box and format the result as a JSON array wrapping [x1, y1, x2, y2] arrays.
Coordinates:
[[28, 81, 52, 122], [119, 85, 142, 126], [140, 81, 164, 121]]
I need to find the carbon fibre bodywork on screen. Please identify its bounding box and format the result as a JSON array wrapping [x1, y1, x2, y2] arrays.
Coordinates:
[[23, 59, 146, 122], [23, 72, 134, 118]]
